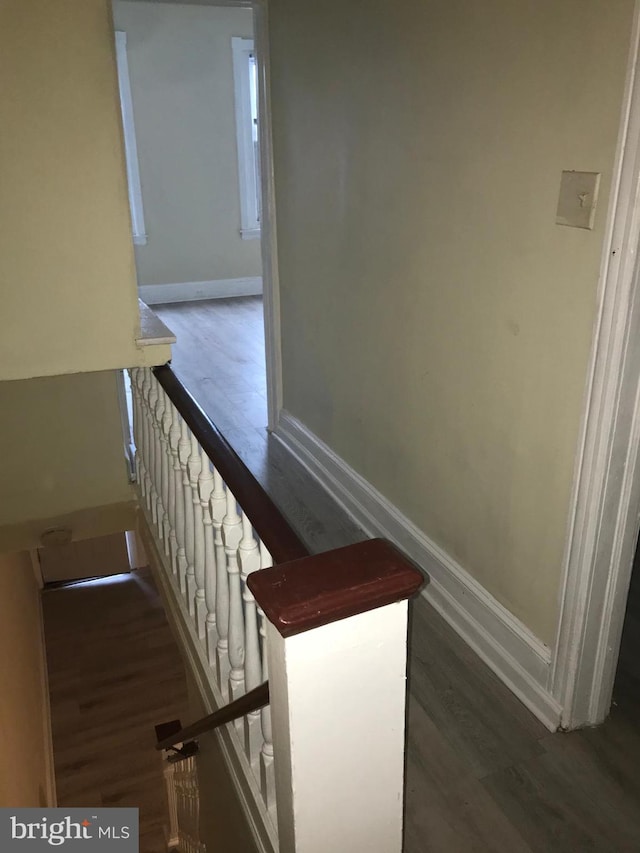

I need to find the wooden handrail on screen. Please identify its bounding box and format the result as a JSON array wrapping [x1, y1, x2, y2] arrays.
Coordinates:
[[248, 538, 425, 637], [153, 363, 309, 566], [156, 681, 270, 751]]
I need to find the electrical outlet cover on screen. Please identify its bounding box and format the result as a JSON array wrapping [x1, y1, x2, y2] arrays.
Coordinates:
[[556, 170, 601, 230]]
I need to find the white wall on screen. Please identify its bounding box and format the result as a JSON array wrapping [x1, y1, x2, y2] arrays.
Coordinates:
[[112, 1, 261, 290], [270, 0, 636, 645]]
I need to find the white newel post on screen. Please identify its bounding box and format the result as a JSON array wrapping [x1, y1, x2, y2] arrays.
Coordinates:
[[162, 760, 180, 850], [185, 431, 201, 616], [248, 539, 422, 853], [150, 379, 162, 528]]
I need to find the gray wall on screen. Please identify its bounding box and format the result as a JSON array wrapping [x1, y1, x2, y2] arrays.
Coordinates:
[[270, 0, 636, 645], [113, 1, 261, 288]]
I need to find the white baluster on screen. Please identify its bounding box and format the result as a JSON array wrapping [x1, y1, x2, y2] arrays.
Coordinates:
[[153, 382, 166, 536], [148, 377, 160, 525], [160, 390, 172, 555], [258, 542, 275, 814], [239, 516, 262, 763], [131, 369, 144, 495], [198, 447, 214, 641], [188, 432, 203, 621], [223, 491, 245, 703], [162, 759, 179, 851], [211, 469, 228, 685], [141, 369, 153, 509], [177, 418, 191, 596], [167, 398, 180, 576]]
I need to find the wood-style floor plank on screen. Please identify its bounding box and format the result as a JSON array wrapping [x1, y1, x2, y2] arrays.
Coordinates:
[[409, 600, 546, 779], [42, 570, 188, 853]]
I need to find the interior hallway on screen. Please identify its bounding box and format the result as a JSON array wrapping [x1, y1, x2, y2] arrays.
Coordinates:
[[154, 297, 368, 555], [42, 569, 188, 853], [155, 295, 640, 851]]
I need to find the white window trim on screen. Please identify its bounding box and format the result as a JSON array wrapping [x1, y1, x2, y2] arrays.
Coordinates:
[[115, 31, 147, 246], [232, 36, 261, 240]]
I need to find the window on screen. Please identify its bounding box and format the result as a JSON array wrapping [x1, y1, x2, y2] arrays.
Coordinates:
[[114, 31, 147, 246], [232, 37, 261, 240]]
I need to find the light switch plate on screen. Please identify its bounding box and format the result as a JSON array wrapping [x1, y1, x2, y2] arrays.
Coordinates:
[[556, 170, 601, 230]]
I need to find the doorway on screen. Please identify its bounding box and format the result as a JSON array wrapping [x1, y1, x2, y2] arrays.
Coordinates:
[[611, 539, 640, 732], [550, 13, 640, 729], [112, 0, 279, 439]]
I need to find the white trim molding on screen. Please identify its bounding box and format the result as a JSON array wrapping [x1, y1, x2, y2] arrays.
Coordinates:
[[241, 227, 261, 240], [253, 0, 283, 432], [138, 277, 263, 305], [552, 5, 640, 730], [114, 31, 147, 247], [274, 411, 562, 731], [232, 36, 261, 239]]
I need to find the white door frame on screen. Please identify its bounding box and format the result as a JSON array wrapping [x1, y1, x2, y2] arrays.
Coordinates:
[[253, 0, 283, 432], [551, 4, 640, 729], [133, 0, 640, 730], [135, 0, 283, 432], [211, 0, 284, 431]]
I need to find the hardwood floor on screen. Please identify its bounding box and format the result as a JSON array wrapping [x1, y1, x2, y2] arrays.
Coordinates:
[[153, 296, 640, 852], [42, 569, 188, 853], [154, 297, 368, 555], [154, 297, 268, 434], [406, 602, 640, 853]]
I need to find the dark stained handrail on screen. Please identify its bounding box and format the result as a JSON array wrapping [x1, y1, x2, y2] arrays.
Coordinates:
[[248, 538, 424, 638], [153, 363, 309, 566], [156, 682, 270, 751], [151, 366, 425, 760]]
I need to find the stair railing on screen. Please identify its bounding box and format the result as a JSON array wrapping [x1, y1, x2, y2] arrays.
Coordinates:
[[130, 365, 423, 853]]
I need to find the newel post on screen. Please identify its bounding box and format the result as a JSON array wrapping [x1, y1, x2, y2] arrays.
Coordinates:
[[247, 539, 423, 853]]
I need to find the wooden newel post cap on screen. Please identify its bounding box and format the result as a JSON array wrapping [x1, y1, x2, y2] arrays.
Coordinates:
[[247, 538, 424, 638]]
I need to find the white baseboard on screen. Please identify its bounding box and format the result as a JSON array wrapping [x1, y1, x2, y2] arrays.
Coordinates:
[[139, 277, 262, 305], [274, 410, 562, 732]]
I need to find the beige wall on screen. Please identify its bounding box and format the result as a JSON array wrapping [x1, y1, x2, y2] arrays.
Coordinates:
[[0, 0, 151, 382], [112, 1, 261, 288], [0, 551, 54, 807], [0, 372, 132, 534], [270, 0, 636, 644]]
